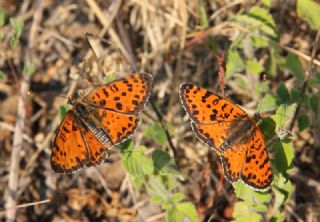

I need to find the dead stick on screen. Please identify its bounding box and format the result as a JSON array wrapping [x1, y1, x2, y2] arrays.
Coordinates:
[[4, 1, 43, 221], [289, 30, 320, 131], [149, 100, 179, 165]]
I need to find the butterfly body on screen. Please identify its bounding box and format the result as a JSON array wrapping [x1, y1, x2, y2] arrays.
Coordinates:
[[180, 83, 272, 190], [51, 73, 153, 173], [219, 113, 262, 151]]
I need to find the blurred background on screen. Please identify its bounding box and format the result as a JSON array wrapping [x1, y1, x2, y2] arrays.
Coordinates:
[[0, 0, 319, 221]]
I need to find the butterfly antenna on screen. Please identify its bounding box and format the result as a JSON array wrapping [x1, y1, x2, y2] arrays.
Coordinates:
[[257, 74, 269, 114], [85, 32, 121, 59], [85, 32, 136, 74], [215, 52, 226, 97], [56, 95, 69, 100]]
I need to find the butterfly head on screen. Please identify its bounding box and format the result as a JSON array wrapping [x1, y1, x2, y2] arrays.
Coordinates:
[[67, 96, 77, 107], [253, 112, 263, 123]]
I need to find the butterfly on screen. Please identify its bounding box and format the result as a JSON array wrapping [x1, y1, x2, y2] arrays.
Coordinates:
[[179, 83, 272, 190], [51, 73, 153, 173]]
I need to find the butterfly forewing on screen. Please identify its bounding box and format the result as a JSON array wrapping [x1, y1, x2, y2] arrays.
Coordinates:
[[179, 83, 246, 124], [83, 73, 153, 114]]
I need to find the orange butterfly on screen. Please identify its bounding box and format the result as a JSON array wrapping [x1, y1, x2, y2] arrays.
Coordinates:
[[51, 73, 153, 173], [179, 83, 272, 190]]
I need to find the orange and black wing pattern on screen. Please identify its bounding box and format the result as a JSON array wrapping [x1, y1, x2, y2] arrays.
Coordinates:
[[239, 129, 272, 189], [180, 83, 272, 190], [51, 73, 153, 173], [84, 73, 152, 144], [180, 83, 246, 152], [51, 111, 89, 173], [84, 73, 152, 115]]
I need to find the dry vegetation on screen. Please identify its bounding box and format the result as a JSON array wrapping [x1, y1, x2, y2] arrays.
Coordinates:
[[0, 0, 319, 221]]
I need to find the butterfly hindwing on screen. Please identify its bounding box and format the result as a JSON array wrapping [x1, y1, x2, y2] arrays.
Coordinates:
[[94, 108, 139, 144], [240, 129, 272, 190], [51, 111, 89, 173], [79, 119, 112, 166], [221, 144, 247, 182]]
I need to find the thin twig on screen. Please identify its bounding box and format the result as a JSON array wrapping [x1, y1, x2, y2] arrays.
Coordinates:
[[289, 30, 320, 131], [0, 121, 33, 144], [86, 0, 135, 67], [4, 77, 29, 222], [209, 0, 245, 21], [149, 100, 179, 163], [1, 199, 51, 215], [5, 3, 43, 221], [226, 23, 320, 67], [285, 205, 304, 222]]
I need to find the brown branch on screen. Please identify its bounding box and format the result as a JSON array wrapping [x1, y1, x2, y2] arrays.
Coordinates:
[[4, 1, 43, 221], [149, 100, 179, 166], [289, 30, 320, 131]]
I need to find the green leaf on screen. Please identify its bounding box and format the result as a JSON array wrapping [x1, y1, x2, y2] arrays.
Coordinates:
[[297, 0, 320, 30], [0, 70, 6, 79], [259, 117, 276, 140], [298, 114, 309, 131], [233, 180, 272, 215], [167, 202, 198, 222], [199, 0, 209, 28], [234, 6, 278, 39], [152, 149, 171, 173], [285, 53, 304, 80], [9, 17, 24, 48], [233, 75, 248, 90], [23, 59, 36, 76], [176, 202, 198, 222], [262, 0, 271, 7], [150, 194, 164, 204], [144, 124, 167, 145], [273, 141, 295, 174], [162, 200, 172, 210], [59, 104, 71, 120], [226, 49, 245, 79], [272, 104, 296, 128], [272, 174, 293, 213], [246, 60, 264, 74], [270, 212, 286, 222], [272, 185, 285, 213], [0, 10, 5, 26], [103, 75, 116, 84], [290, 88, 301, 103], [233, 180, 271, 204], [276, 82, 291, 103], [233, 201, 262, 222], [118, 139, 133, 153], [134, 146, 154, 175], [264, 47, 278, 76], [259, 94, 277, 112], [120, 146, 154, 186], [171, 193, 185, 203], [309, 94, 319, 114], [233, 181, 256, 202], [250, 35, 269, 48]]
